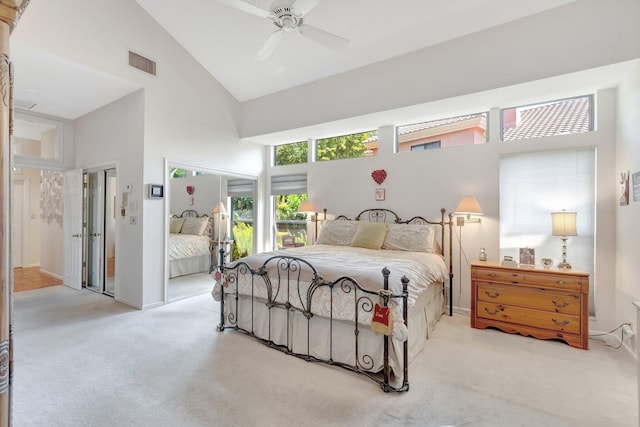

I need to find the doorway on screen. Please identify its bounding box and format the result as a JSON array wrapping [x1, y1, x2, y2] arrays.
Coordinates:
[[83, 168, 117, 296]]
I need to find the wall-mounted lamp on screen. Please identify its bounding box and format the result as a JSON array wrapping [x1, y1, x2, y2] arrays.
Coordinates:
[[297, 200, 326, 244], [454, 196, 484, 226], [213, 202, 227, 219], [213, 202, 228, 244], [551, 210, 577, 269]]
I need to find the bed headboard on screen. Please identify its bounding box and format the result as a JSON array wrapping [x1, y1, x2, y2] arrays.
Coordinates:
[[333, 207, 454, 315]]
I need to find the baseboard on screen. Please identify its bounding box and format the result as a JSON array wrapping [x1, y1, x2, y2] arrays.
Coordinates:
[[39, 268, 63, 280], [452, 306, 470, 316], [114, 295, 143, 310]]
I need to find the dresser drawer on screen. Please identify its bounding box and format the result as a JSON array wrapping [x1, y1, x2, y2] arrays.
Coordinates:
[[475, 268, 585, 292], [477, 283, 581, 315], [477, 301, 580, 335]]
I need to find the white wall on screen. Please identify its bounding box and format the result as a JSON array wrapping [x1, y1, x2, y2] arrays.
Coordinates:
[[169, 174, 221, 218], [616, 63, 640, 345], [15, 0, 266, 308], [75, 90, 145, 308], [271, 88, 618, 332], [241, 0, 640, 141]]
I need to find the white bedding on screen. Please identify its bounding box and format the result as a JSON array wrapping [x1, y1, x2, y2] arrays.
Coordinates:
[[169, 233, 209, 260], [169, 233, 210, 278], [220, 244, 447, 325]]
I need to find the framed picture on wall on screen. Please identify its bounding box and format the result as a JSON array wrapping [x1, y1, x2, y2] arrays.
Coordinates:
[[375, 188, 385, 201]]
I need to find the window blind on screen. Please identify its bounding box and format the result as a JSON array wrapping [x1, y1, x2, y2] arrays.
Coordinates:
[[270, 174, 307, 195], [227, 179, 255, 197], [499, 148, 595, 314]]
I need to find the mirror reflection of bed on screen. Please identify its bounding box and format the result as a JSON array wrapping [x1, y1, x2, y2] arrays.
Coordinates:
[[166, 167, 255, 303]]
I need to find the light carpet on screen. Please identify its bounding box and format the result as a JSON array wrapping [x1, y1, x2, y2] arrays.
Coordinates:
[[12, 286, 636, 427]]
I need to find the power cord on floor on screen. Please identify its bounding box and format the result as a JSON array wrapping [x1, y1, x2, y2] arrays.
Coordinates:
[[589, 322, 633, 349]]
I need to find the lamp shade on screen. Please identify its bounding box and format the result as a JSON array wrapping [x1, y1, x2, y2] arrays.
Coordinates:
[[454, 196, 483, 215], [297, 200, 316, 214], [213, 202, 227, 215], [551, 210, 577, 236]]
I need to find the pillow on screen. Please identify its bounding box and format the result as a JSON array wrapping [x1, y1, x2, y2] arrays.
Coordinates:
[[382, 223, 435, 253], [169, 217, 185, 234], [350, 221, 387, 250], [180, 217, 209, 236], [316, 220, 358, 246]]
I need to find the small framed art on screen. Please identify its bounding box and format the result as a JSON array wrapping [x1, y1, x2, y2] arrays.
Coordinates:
[[149, 184, 164, 199], [375, 188, 385, 201], [519, 248, 535, 267]]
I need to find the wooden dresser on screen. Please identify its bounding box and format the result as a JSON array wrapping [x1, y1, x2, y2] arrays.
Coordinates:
[[471, 261, 589, 349]]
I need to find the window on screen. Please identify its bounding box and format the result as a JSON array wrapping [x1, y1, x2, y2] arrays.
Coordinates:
[[410, 141, 441, 151], [271, 174, 308, 249], [396, 112, 487, 152], [499, 148, 595, 314], [274, 141, 308, 166], [316, 130, 377, 161], [501, 95, 593, 141], [228, 179, 256, 259]]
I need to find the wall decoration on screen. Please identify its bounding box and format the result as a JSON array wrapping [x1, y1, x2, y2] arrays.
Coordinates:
[[40, 170, 64, 225], [375, 188, 385, 201], [632, 171, 640, 202], [371, 169, 387, 185], [186, 185, 194, 195], [620, 170, 629, 206]]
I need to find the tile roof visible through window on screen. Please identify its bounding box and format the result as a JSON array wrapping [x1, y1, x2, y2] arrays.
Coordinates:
[[502, 96, 591, 141]]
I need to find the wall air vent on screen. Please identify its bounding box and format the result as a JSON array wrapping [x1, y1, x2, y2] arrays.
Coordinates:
[[128, 51, 156, 76], [14, 99, 38, 110]]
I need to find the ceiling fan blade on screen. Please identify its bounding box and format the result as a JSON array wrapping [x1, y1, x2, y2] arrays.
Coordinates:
[[298, 24, 349, 52], [217, 0, 271, 19], [254, 30, 286, 61], [291, 0, 321, 16]]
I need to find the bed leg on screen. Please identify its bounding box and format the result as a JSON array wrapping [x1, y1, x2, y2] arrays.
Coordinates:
[[216, 248, 226, 332], [401, 275, 409, 390], [382, 268, 390, 389]]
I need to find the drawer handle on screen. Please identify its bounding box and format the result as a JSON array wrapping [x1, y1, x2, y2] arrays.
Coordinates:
[[552, 299, 570, 308], [551, 318, 569, 327], [484, 291, 500, 298], [487, 273, 498, 278], [484, 306, 502, 315], [556, 280, 567, 285]]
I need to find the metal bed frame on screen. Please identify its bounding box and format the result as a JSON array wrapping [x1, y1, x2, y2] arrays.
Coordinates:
[[215, 208, 453, 392]]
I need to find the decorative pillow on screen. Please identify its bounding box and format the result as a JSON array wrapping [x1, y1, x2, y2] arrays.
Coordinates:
[[180, 217, 209, 236], [382, 223, 435, 253], [350, 221, 387, 250], [316, 220, 358, 246], [169, 217, 185, 234]]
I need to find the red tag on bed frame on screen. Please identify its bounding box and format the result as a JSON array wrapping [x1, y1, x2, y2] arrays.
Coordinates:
[[371, 303, 392, 335]]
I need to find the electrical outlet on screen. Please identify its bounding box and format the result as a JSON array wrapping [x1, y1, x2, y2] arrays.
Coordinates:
[[623, 322, 635, 337]]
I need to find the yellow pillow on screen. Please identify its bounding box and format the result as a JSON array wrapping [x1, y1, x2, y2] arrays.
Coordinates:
[[350, 221, 387, 250]]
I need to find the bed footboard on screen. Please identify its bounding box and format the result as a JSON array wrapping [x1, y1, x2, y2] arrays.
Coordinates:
[[215, 251, 410, 392]]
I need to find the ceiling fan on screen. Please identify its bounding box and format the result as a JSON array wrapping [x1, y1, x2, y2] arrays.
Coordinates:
[[217, 0, 349, 61]]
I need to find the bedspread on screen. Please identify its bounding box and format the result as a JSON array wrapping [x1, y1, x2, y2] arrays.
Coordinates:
[[168, 233, 209, 261], [220, 244, 448, 325]]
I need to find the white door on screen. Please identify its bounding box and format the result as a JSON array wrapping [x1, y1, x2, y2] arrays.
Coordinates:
[[12, 179, 25, 268], [63, 168, 83, 289], [86, 171, 105, 290]]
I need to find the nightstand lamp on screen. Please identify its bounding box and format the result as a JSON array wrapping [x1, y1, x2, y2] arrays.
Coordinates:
[[551, 210, 577, 269], [454, 196, 483, 226]]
